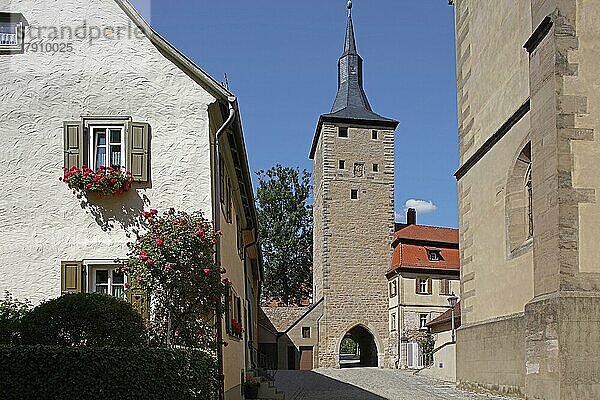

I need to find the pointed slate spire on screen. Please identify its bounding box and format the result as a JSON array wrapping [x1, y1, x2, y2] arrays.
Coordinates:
[[310, 1, 398, 159], [326, 1, 394, 122], [343, 2, 357, 56]]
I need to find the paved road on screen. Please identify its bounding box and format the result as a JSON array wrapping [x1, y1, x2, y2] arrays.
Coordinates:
[[274, 368, 511, 400]]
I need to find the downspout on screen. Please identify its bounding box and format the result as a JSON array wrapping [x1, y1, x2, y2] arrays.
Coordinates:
[[214, 96, 237, 400]]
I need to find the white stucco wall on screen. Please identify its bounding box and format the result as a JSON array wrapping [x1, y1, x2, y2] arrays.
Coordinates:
[[0, 0, 217, 303], [420, 330, 456, 382]]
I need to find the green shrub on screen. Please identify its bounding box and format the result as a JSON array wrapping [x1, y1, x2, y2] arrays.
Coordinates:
[[20, 293, 145, 347], [0, 292, 31, 345], [0, 345, 217, 400]]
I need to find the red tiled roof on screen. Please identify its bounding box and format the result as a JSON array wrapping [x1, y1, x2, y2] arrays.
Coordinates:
[[390, 243, 460, 272], [426, 302, 461, 328], [394, 224, 459, 244]]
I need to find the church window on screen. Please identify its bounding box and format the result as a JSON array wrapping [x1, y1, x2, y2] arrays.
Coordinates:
[[338, 127, 348, 138], [372, 163, 379, 173], [339, 160, 345, 169], [506, 142, 533, 256], [351, 189, 358, 200], [390, 313, 397, 331], [372, 130, 378, 140], [389, 280, 397, 298]]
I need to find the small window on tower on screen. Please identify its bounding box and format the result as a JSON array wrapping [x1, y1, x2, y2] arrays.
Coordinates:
[[373, 163, 379, 173], [302, 327, 311, 338], [339, 160, 345, 169], [372, 130, 378, 140], [338, 127, 348, 138], [351, 189, 358, 200]]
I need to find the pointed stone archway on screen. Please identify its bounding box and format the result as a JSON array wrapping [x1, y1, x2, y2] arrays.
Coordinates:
[[338, 325, 379, 368]]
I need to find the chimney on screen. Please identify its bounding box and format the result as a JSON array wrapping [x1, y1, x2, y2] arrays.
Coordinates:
[[407, 208, 417, 225]]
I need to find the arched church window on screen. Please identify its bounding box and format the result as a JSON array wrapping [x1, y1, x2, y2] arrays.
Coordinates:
[[525, 164, 533, 238], [506, 142, 533, 257]]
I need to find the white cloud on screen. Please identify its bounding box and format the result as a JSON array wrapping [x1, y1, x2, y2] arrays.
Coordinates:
[[401, 199, 438, 218]]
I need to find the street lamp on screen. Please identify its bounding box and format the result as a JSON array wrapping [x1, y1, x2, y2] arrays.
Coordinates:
[[447, 292, 459, 342]]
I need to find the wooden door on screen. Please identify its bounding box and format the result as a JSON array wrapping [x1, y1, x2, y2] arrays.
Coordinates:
[[299, 346, 313, 371]]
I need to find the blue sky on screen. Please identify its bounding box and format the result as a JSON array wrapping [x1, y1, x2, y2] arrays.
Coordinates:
[[134, 1, 459, 228]]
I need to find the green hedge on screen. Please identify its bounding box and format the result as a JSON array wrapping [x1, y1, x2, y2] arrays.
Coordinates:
[[0, 346, 217, 400], [20, 293, 146, 347]]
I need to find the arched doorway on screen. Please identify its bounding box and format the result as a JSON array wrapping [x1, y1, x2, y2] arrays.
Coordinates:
[[339, 325, 378, 368]]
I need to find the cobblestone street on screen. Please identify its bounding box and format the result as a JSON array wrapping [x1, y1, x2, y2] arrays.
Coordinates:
[[274, 369, 511, 400]]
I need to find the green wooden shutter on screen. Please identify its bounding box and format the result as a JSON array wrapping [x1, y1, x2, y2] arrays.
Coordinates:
[[63, 122, 83, 169], [127, 287, 149, 320], [127, 122, 150, 182], [61, 261, 83, 294]]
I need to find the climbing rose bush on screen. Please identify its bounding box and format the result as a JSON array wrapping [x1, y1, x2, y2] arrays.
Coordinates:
[[121, 208, 225, 349], [61, 166, 133, 196]]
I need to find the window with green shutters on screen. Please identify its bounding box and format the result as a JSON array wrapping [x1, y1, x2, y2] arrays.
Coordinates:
[[63, 118, 150, 182], [60, 261, 149, 320]]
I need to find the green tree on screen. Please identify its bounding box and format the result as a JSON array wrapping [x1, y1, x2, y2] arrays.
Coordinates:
[[256, 165, 313, 306], [340, 338, 357, 355]]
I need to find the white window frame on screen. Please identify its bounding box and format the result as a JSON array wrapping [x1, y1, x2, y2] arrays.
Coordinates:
[[428, 250, 440, 261], [390, 313, 397, 332], [419, 278, 428, 294], [0, 17, 23, 53], [0, 22, 19, 46], [419, 313, 428, 330], [88, 125, 126, 170], [83, 260, 127, 299]]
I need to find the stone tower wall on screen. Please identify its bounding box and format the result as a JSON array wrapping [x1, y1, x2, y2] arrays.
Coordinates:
[[313, 123, 395, 368]]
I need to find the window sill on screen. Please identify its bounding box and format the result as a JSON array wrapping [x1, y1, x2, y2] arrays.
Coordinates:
[[508, 237, 533, 259]]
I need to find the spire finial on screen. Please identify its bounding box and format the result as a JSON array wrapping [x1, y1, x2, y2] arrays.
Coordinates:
[[347, 1, 352, 14]]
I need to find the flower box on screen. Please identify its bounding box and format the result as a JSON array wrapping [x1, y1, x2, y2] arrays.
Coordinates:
[[230, 318, 243, 339], [61, 166, 133, 196]]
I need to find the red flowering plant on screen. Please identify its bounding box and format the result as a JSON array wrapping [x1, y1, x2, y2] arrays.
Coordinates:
[[120, 208, 225, 349], [230, 318, 243, 339], [61, 166, 133, 196]]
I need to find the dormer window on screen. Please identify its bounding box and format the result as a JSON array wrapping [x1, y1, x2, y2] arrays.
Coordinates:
[[428, 250, 442, 261], [0, 13, 25, 54]]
